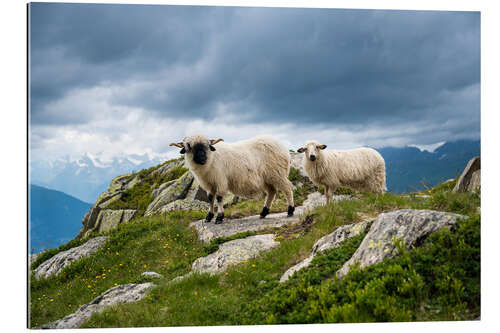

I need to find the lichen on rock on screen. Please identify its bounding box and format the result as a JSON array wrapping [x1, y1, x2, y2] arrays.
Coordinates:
[[337, 209, 467, 278], [191, 234, 279, 274]]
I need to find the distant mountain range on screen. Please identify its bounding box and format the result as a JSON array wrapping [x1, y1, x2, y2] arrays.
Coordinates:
[[30, 152, 166, 203], [29, 141, 480, 203], [377, 140, 480, 193], [29, 184, 92, 253]]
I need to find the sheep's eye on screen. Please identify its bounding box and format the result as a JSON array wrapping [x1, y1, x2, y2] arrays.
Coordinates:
[[187, 143, 191, 150]]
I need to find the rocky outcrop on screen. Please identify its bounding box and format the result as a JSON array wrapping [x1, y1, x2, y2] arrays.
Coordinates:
[[337, 209, 467, 277], [192, 234, 279, 274], [76, 174, 139, 239], [159, 199, 210, 214], [151, 159, 185, 177], [190, 192, 352, 243], [185, 178, 209, 202], [82, 209, 137, 236], [29, 252, 41, 268], [280, 220, 372, 282], [144, 171, 194, 216], [453, 156, 480, 193], [34, 236, 109, 279], [40, 283, 154, 329], [290, 152, 306, 176], [151, 180, 176, 199]]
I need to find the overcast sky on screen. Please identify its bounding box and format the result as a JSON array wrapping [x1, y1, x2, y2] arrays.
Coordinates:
[[28, 3, 480, 161]]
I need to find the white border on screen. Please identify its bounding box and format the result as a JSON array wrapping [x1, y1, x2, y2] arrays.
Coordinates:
[[2, 1, 498, 332]]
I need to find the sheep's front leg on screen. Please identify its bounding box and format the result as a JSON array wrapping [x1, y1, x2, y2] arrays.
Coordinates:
[[215, 195, 225, 224], [205, 193, 215, 222], [325, 186, 334, 204]]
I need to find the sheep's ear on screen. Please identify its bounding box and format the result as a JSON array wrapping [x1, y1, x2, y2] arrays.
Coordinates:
[[318, 145, 327, 150], [209, 145, 216, 151], [297, 147, 306, 153], [209, 138, 224, 145], [179, 147, 186, 154]]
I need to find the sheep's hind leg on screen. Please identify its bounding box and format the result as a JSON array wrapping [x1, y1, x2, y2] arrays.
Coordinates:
[[260, 187, 277, 219], [279, 180, 295, 217], [205, 193, 215, 222], [215, 195, 225, 224]]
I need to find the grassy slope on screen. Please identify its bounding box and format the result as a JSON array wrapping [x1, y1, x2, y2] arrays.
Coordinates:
[[29, 174, 480, 327]]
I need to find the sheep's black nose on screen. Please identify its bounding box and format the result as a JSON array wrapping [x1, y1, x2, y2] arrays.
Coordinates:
[[310, 155, 316, 161]]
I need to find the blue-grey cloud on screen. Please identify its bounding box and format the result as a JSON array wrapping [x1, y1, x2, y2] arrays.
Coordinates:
[[29, 3, 480, 147]]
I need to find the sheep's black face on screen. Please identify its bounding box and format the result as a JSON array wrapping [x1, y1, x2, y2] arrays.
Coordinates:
[[192, 143, 208, 165]]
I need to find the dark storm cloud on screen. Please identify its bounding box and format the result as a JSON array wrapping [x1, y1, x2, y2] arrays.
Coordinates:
[[29, 3, 480, 143]]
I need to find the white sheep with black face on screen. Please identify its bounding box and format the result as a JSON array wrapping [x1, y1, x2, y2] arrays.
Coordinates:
[[170, 134, 295, 224], [297, 140, 386, 203]]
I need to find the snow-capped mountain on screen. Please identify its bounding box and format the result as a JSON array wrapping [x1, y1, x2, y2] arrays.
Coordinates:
[[30, 152, 166, 203]]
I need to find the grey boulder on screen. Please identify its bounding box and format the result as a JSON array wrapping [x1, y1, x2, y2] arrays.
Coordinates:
[[280, 219, 372, 283], [144, 171, 194, 216], [34, 236, 109, 280], [191, 234, 279, 274], [337, 209, 467, 277], [40, 283, 154, 329], [453, 156, 480, 193]]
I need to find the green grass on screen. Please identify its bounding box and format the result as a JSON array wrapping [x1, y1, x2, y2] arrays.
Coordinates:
[[29, 210, 205, 328], [30, 180, 480, 328]]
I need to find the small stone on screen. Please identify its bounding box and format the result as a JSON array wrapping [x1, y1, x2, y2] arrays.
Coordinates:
[[141, 272, 163, 279]]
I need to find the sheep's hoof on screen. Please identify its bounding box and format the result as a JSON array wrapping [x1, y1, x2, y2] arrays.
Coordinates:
[[215, 213, 224, 224], [287, 206, 295, 217], [260, 207, 270, 219], [205, 212, 214, 223]]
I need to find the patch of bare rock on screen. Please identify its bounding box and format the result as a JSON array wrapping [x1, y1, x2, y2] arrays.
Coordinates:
[[192, 234, 279, 274], [34, 236, 109, 280], [280, 219, 372, 282], [453, 156, 480, 193], [39, 283, 154, 329], [190, 192, 353, 243], [336, 209, 467, 277]]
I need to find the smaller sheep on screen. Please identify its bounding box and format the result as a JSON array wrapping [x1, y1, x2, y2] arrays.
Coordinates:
[[170, 135, 295, 224], [297, 141, 386, 203]]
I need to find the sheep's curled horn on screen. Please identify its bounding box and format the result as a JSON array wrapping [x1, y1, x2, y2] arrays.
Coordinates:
[[169, 141, 186, 154], [169, 138, 224, 154], [208, 138, 224, 151]]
